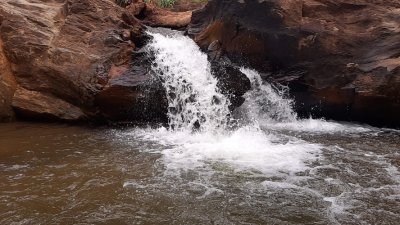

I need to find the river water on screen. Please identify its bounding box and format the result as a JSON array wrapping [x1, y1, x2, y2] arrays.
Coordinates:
[[1, 29, 399, 224]]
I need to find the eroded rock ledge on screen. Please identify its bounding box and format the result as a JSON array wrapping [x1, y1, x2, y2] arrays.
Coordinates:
[[189, 0, 400, 127]]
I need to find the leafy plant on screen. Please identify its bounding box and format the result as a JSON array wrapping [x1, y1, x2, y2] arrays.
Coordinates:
[[156, 0, 177, 8], [144, 0, 177, 8]]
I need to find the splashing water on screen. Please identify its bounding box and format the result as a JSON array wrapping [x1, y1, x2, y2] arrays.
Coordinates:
[[147, 30, 303, 133], [147, 31, 230, 132], [238, 68, 297, 124], [118, 30, 400, 224], [139, 29, 326, 177], [139, 29, 376, 178], [236, 68, 371, 134], [134, 28, 379, 179]]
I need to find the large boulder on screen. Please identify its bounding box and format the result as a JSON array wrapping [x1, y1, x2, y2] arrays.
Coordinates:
[[0, 0, 165, 123], [189, 0, 400, 127]]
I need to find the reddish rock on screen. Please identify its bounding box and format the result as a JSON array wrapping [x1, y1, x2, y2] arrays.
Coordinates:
[[189, 0, 400, 127], [0, 0, 155, 122], [126, 0, 146, 15], [12, 87, 85, 121], [171, 0, 207, 12], [125, 0, 195, 29], [140, 3, 192, 29]]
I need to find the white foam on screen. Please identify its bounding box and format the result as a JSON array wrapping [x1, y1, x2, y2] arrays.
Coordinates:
[[238, 68, 371, 134], [128, 126, 321, 177], [123, 181, 147, 189], [266, 118, 371, 133], [4, 164, 29, 171], [118, 30, 399, 223]]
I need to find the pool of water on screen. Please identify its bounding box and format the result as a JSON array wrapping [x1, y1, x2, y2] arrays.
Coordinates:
[[1, 121, 399, 224]]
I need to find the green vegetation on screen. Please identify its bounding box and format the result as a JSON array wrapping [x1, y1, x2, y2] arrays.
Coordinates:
[[143, 0, 177, 8], [156, 0, 177, 8]]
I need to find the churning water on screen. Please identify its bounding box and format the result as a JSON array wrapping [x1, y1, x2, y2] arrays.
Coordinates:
[[137, 29, 323, 177], [137, 29, 350, 178], [1, 29, 399, 224]]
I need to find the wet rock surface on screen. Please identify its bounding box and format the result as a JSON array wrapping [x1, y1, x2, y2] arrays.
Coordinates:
[[189, 0, 400, 128], [210, 56, 251, 110], [95, 49, 168, 122]]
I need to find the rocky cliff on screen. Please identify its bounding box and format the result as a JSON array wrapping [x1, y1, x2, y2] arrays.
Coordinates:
[[0, 0, 133, 121], [189, 0, 400, 127], [0, 0, 178, 123], [2, 0, 399, 128]]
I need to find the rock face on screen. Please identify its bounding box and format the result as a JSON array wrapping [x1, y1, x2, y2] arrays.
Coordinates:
[[0, 38, 16, 121], [12, 87, 85, 121], [209, 56, 251, 110], [171, 0, 208, 12], [123, 1, 196, 29], [189, 0, 400, 127], [0, 0, 168, 122], [138, 3, 193, 29], [95, 50, 168, 122]]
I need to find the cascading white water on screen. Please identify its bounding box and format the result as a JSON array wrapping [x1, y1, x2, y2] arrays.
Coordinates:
[[134, 29, 371, 178], [147, 31, 230, 132], [147, 29, 300, 132], [133, 29, 324, 176], [238, 68, 297, 124]]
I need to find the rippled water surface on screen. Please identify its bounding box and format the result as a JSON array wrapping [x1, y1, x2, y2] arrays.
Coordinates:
[[1, 122, 399, 225]]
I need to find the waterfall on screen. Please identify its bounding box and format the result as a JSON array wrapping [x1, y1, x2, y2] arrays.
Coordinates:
[[147, 30, 230, 132], [238, 68, 297, 125], [128, 29, 359, 177], [146, 29, 297, 131]]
